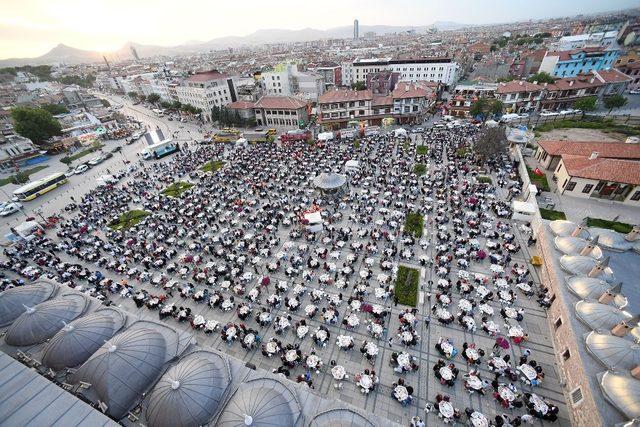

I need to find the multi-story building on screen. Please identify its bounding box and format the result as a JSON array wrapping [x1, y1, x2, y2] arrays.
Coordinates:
[[366, 72, 400, 95], [0, 134, 39, 171], [539, 47, 620, 78], [308, 62, 342, 91], [317, 89, 373, 129], [253, 96, 309, 129], [348, 58, 459, 87], [495, 81, 545, 113], [391, 82, 436, 124], [617, 61, 640, 90], [262, 64, 325, 103], [554, 31, 619, 50], [449, 83, 498, 117], [175, 71, 238, 122]]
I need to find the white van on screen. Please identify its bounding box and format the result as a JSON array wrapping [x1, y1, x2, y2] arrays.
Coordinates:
[[500, 113, 520, 123]]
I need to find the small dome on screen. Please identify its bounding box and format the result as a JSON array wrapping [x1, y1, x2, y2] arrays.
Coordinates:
[[146, 351, 230, 427], [41, 308, 126, 370], [559, 255, 615, 283], [0, 281, 57, 327], [72, 327, 167, 419], [314, 173, 346, 190], [216, 378, 301, 426], [553, 236, 603, 259], [585, 332, 640, 370], [599, 371, 640, 419], [566, 277, 627, 308], [590, 228, 632, 252], [549, 220, 589, 238], [309, 408, 376, 427], [575, 301, 633, 331], [5, 294, 88, 346]]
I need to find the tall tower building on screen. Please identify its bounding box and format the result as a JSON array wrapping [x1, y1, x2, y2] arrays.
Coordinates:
[[354, 19, 359, 40]]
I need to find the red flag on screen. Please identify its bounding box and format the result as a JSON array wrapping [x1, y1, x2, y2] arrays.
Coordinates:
[[533, 168, 544, 177]]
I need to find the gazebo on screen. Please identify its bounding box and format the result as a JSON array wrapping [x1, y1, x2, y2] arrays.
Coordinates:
[[313, 172, 347, 198]]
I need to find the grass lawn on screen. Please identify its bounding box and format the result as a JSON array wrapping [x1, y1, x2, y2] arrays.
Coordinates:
[[395, 265, 419, 307], [61, 143, 104, 164], [586, 217, 633, 234], [456, 148, 468, 156], [161, 181, 194, 198], [404, 212, 424, 238], [201, 160, 225, 173], [416, 145, 428, 155], [539, 208, 567, 221], [527, 167, 550, 192], [0, 165, 48, 187], [109, 210, 150, 230], [413, 163, 427, 176], [477, 175, 492, 184]]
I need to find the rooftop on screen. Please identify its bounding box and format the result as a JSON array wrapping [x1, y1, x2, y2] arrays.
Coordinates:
[[318, 88, 373, 104], [537, 140, 640, 160], [185, 71, 230, 83], [561, 154, 640, 186], [254, 96, 307, 110]]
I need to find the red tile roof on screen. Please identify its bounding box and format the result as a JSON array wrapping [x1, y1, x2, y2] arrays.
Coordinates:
[[497, 81, 545, 94], [371, 95, 393, 106], [546, 75, 603, 91], [538, 140, 640, 160], [593, 69, 632, 84], [226, 101, 255, 110], [392, 82, 431, 99], [318, 89, 373, 104], [254, 96, 307, 110], [186, 71, 229, 82], [553, 47, 607, 61], [561, 154, 640, 185]]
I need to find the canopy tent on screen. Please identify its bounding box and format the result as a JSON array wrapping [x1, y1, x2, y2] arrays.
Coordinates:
[[0, 280, 57, 327], [317, 132, 334, 142], [5, 294, 89, 347], [314, 173, 346, 190], [344, 160, 360, 173], [554, 236, 603, 259], [41, 308, 126, 370], [575, 301, 633, 331], [304, 211, 323, 233], [309, 407, 376, 427], [96, 175, 117, 186], [393, 128, 408, 137], [146, 350, 231, 427], [598, 371, 640, 419], [215, 377, 301, 426], [585, 332, 640, 371], [549, 220, 590, 239], [72, 327, 168, 419]]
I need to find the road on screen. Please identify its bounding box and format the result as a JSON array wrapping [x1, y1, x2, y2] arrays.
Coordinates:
[[0, 94, 202, 239]]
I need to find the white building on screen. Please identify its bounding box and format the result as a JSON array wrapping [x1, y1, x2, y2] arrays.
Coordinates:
[[554, 31, 619, 51], [341, 62, 354, 86], [262, 64, 325, 103], [175, 71, 238, 122], [348, 57, 459, 87]]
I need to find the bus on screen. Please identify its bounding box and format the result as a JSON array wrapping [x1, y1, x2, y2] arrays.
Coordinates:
[[13, 172, 68, 201], [141, 140, 179, 160], [213, 129, 241, 143]]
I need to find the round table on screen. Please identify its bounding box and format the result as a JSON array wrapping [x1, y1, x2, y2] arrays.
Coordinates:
[[394, 385, 409, 402], [439, 366, 453, 380], [438, 401, 454, 419], [331, 365, 346, 380]]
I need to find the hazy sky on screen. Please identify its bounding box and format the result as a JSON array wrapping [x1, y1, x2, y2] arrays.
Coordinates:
[[1, 0, 637, 59]]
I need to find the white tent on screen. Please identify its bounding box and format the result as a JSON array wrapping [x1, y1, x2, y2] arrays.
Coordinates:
[[304, 211, 323, 233], [318, 132, 334, 142], [394, 128, 408, 137], [345, 160, 360, 173], [96, 175, 117, 186]]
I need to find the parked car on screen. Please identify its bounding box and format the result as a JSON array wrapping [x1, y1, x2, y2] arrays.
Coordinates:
[[74, 164, 89, 174], [65, 169, 76, 178], [0, 202, 23, 217], [559, 109, 581, 115], [88, 156, 104, 166], [111, 146, 122, 153], [629, 89, 640, 95], [102, 152, 114, 159], [540, 110, 559, 117]]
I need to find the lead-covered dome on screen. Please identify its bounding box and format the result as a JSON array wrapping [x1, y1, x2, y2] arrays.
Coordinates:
[[5, 294, 88, 346], [549, 220, 589, 238], [585, 332, 640, 370], [575, 301, 633, 331], [566, 277, 627, 308], [216, 377, 301, 426], [598, 371, 640, 419], [41, 308, 126, 370], [559, 255, 615, 282], [0, 281, 57, 327], [72, 327, 167, 419], [590, 228, 633, 252], [553, 236, 603, 259]]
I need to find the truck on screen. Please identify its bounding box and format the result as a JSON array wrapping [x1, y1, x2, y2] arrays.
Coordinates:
[[280, 129, 310, 143], [141, 140, 179, 160]]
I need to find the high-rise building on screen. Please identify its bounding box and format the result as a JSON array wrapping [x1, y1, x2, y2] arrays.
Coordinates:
[[354, 19, 359, 40], [130, 46, 140, 61]]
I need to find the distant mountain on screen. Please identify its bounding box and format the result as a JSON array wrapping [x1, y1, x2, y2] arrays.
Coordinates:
[[0, 22, 474, 67]]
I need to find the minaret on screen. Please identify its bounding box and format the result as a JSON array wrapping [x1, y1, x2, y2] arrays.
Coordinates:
[[588, 256, 609, 278], [580, 235, 599, 256]]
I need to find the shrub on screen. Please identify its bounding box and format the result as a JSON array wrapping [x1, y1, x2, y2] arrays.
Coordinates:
[[404, 212, 424, 238], [413, 163, 427, 176], [60, 143, 104, 164], [539, 208, 566, 221], [109, 210, 150, 230], [477, 176, 492, 184], [201, 160, 225, 173], [527, 167, 550, 192], [416, 145, 428, 155], [395, 265, 419, 307], [161, 181, 194, 197], [586, 217, 633, 234]]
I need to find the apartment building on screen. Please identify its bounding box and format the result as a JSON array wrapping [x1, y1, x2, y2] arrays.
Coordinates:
[[347, 58, 459, 87], [262, 64, 325, 103], [175, 71, 238, 122], [253, 96, 308, 129], [449, 83, 498, 117], [539, 47, 620, 78]]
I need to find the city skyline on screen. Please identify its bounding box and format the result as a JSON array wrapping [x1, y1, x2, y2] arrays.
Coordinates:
[[1, 0, 638, 60]]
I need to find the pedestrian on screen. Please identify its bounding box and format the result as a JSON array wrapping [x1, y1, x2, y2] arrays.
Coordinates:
[[425, 315, 431, 328], [388, 337, 393, 348], [393, 296, 398, 306], [522, 348, 531, 358]]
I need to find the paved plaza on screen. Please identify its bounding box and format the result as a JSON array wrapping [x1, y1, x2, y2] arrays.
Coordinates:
[[2, 125, 570, 426]]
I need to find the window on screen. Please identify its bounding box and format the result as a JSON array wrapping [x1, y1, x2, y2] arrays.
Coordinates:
[[582, 184, 593, 194], [631, 190, 640, 201], [565, 181, 576, 191], [562, 349, 571, 360], [594, 181, 605, 192], [554, 317, 562, 329], [570, 387, 584, 406]]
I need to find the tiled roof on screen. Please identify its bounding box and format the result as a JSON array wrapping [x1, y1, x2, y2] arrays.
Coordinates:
[[371, 95, 393, 106], [185, 71, 229, 82], [497, 80, 545, 94], [553, 47, 608, 61], [546, 76, 603, 91], [318, 89, 373, 104], [392, 82, 431, 99], [561, 154, 640, 185], [538, 140, 640, 160], [226, 101, 255, 110], [593, 69, 632, 84], [254, 96, 307, 109]]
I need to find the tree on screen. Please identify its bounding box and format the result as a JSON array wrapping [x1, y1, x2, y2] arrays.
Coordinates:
[[490, 100, 504, 116], [489, 45, 498, 52], [603, 94, 628, 115], [470, 98, 489, 121], [573, 96, 597, 112], [128, 91, 139, 99], [11, 106, 62, 144], [160, 101, 172, 109], [171, 100, 182, 111], [526, 72, 555, 84], [497, 76, 515, 82], [351, 81, 366, 90], [100, 99, 111, 107], [40, 103, 69, 115], [474, 126, 507, 161], [146, 93, 161, 104], [211, 105, 221, 122]]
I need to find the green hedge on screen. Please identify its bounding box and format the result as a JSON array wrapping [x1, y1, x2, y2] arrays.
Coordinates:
[[395, 265, 419, 307], [201, 160, 224, 173], [109, 210, 150, 230], [527, 167, 550, 191], [416, 145, 428, 155], [477, 175, 492, 184], [586, 217, 633, 234], [161, 181, 194, 198], [61, 143, 104, 164], [539, 208, 566, 221], [404, 212, 424, 238], [456, 148, 467, 156], [413, 163, 427, 176]]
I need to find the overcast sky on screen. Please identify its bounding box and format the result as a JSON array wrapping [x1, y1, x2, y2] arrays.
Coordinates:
[[1, 0, 637, 59]]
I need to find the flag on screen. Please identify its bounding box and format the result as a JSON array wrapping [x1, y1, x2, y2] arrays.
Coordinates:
[[533, 168, 544, 177]]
